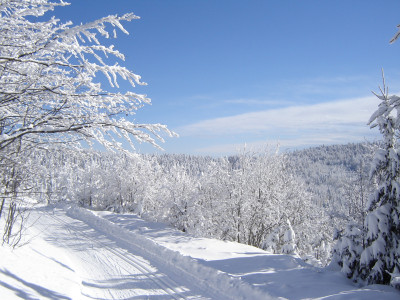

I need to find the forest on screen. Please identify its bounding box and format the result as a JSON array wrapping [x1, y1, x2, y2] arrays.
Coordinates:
[[0, 142, 378, 266]]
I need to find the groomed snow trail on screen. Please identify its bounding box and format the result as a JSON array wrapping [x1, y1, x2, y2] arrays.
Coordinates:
[[33, 207, 206, 299], [29, 205, 270, 300], [41, 211, 189, 299]]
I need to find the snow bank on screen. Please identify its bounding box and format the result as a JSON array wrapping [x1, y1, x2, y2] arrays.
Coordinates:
[[67, 205, 273, 300], [84, 209, 400, 300]]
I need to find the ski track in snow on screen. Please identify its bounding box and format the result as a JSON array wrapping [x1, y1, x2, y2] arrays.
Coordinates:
[[43, 211, 190, 299], [0, 204, 269, 299], [64, 205, 270, 300], [1, 204, 400, 300]]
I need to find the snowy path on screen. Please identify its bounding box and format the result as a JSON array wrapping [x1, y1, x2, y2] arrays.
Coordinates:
[[1, 205, 399, 299], [0, 205, 267, 299], [32, 207, 227, 299], [39, 210, 194, 299]]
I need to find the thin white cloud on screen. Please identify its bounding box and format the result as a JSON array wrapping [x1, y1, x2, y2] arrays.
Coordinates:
[[180, 96, 378, 135], [223, 98, 295, 106], [179, 95, 381, 155], [253, 75, 377, 100]]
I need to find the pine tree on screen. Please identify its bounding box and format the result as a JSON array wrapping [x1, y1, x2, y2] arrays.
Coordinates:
[[332, 223, 363, 280], [358, 76, 400, 287]]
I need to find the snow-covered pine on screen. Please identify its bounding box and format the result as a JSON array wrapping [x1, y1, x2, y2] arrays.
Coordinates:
[[331, 223, 364, 280], [358, 75, 400, 288]]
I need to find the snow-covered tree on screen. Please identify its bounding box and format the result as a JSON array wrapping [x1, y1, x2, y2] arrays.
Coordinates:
[[332, 79, 400, 287], [357, 77, 400, 287], [0, 0, 175, 155], [332, 223, 363, 280], [0, 0, 175, 245], [281, 219, 297, 255]]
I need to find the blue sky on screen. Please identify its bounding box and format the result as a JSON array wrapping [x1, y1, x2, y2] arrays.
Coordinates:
[[54, 0, 400, 155]]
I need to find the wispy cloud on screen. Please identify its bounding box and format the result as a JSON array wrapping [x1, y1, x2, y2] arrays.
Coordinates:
[[253, 74, 385, 104], [224, 98, 295, 106], [180, 96, 377, 135], [178, 95, 381, 155]]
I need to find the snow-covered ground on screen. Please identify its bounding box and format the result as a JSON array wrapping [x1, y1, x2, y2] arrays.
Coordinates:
[[0, 204, 399, 300]]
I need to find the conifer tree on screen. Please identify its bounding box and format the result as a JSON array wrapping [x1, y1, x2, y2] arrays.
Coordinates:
[[332, 223, 363, 280], [358, 77, 400, 287]]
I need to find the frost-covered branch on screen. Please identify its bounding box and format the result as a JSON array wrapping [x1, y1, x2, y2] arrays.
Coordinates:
[[0, 0, 177, 245], [0, 0, 177, 155]]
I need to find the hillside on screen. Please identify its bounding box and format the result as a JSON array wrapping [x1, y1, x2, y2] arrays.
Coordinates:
[[287, 142, 375, 226]]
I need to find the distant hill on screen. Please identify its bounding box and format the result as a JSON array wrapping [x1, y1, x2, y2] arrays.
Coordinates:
[[287, 142, 377, 227]]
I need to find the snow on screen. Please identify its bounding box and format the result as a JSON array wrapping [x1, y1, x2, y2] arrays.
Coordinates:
[[1, 204, 399, 300], [0, 218, 82, 299]]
